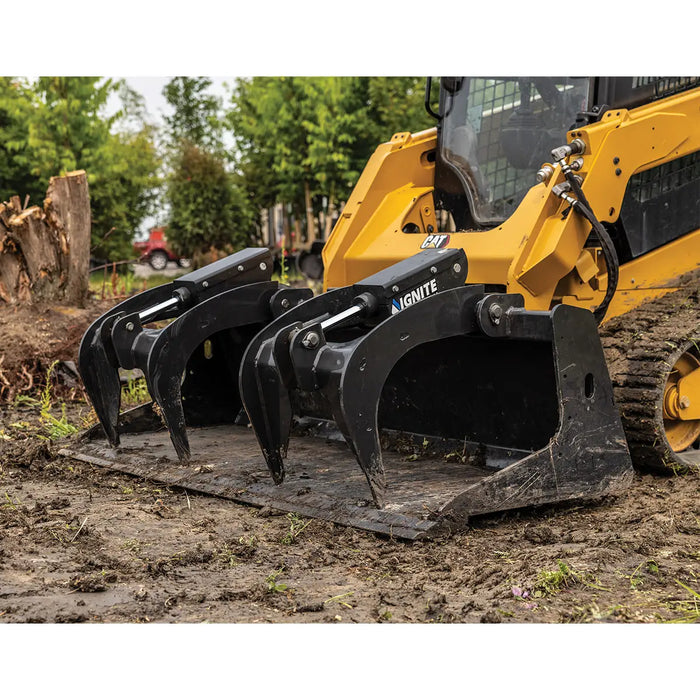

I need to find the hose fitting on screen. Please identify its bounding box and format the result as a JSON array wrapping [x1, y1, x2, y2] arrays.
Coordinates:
[[551, 138, 586, 163], [536, 163, 555, 184]]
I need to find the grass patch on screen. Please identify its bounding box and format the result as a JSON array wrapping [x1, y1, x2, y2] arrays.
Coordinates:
[[38, 362, 78, 440], [89, 265, 186, 299], [665, 580, 700, 623], [533, 560, 602, 597], [628, 559, 660, 590], [214, 545, 239, 568], [265, 568, 289, 594], [277, 249, 290, 286], [41, 405, 79, 440], [122, 538, 143, 554], [121, 378, 151, 406], [324, 592, 354, 609], [281, 512, 311, 545], [7, 361, 82, 440]]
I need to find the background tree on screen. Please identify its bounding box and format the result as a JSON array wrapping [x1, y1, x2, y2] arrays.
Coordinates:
[[365, 77, 432, 142], [229, 77, 330, 246], [227, 76, 432, 245], [0, 78, 45, 206], [88, 123, 161, 261], [226, 77, 282, 217], [163, 77, 257, 258], [0, 77, 161, 261], [162, 77, 224, 153], [166, 142, 254, 255]]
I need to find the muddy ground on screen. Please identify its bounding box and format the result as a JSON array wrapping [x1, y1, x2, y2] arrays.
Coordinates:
[[3, 404, 700, 624], [2, 302, 700, 624]]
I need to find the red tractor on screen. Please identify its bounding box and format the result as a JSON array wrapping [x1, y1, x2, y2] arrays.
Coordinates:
[[134, 228, 190, 271]]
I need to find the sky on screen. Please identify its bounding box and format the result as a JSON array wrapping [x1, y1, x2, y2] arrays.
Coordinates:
[[107, 76, 232, 125]]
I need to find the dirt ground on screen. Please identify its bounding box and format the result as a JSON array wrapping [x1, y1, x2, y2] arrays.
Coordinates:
[[0, 300, 114, 403], [3, 405, 700, 624], [2, 302, 700, 624]]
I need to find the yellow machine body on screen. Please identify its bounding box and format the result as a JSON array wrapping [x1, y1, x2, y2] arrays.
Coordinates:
[[322, 88, 700, 323]]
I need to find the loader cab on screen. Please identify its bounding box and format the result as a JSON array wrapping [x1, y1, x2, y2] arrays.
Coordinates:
[[434, 77, 591, 230], [433, 76, 700, 263]]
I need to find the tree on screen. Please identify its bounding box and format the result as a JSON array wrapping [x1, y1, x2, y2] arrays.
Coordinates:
[[365, 77, 431, 142], [88, 124, 161, 261], [0, 77, 161, 262], [227, 76, 433, 242], [27, 77, 114, 179], [166, 142, 254, 256], [227, 77, 282, 213], [0, 78, 45, 206], [162, 77, 256, 257], [229, 77, 323, 245], [162, 77, 224, 153]]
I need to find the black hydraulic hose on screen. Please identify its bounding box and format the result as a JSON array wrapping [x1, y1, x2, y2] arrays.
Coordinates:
[[563, 170, 620, 324]]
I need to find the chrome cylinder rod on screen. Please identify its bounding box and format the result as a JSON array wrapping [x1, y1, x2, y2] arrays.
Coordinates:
[[319, 303, 365, 332], [138, 297, 180, 324]]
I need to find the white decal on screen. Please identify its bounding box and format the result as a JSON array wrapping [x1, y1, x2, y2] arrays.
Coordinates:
[[391, 278, 439, 314], [420, 234, 450, 249]]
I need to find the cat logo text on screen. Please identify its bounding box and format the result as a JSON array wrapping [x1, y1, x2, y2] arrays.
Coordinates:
[[420, 234, 450, 249]]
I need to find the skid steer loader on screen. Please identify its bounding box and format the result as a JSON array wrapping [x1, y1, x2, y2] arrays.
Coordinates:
[[64, 77, 700, 539]]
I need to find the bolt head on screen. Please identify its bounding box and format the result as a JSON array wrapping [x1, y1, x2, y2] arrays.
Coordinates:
[[453, 263, 461, 274], [392, 285, 399, 293], [125, 321, 135, 332], [488, 303, 503, 325], [281, 298, 290, 309], [202, 280, 209, 288], [680, 396, 691, 410], [430, 266, 437, 274], [301, 331, 320, 349], [237, 265, 245, 272], [260, 262, 267, 271]]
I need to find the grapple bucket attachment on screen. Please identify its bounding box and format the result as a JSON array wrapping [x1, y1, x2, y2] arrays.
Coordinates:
[[69, 248, 633, 539], [78, 248, 312, 461], [238, 248, 633, 532]]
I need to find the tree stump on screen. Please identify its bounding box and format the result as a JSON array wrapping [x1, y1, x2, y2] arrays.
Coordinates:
[[0, 170, 91, 307]]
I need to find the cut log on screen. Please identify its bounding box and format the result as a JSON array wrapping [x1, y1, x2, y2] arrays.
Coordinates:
[[0, 170, 90, 307]]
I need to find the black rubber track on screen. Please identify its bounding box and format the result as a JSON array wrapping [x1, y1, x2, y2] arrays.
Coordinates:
[[599, 271, 700, 472]]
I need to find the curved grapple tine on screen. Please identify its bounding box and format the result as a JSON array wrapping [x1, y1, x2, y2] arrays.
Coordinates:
[[109, 282, 312, 463], [288, 286, 484, 507], [146, 282, 289, 461], [241, 249, 470, 496], [239, 332, 293, 482], [239, 287, 355, 482], [78, 284, 176, 446]]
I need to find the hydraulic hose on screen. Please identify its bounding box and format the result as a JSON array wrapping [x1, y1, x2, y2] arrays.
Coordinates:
[[564, 172, 620, 324], [552, 140, 620, 324]]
